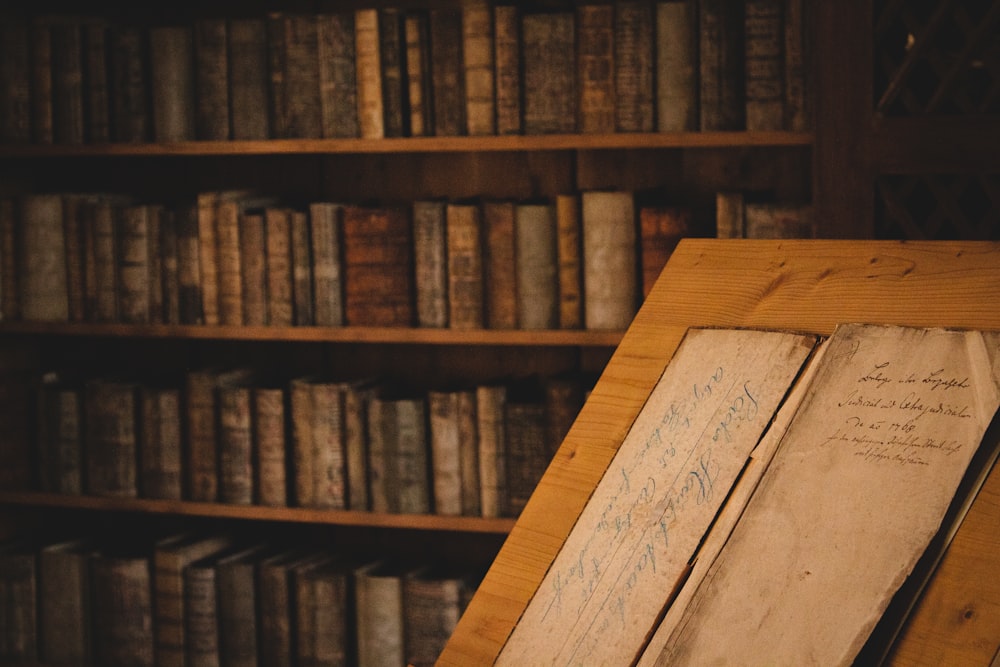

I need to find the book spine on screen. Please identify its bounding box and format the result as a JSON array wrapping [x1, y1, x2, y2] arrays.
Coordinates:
[[476, 384, 508, 518], [317, 12, 359, 139], [215, 199, 244, 326], [118, 204, 151, 324], [91, 197, 119, 322], [218, 382, 254, 505], [699, 0, 746, 130], [379, 7, 407, 138], [0, 18, 32, 144], [745, 0, 786, 130], [656, 0, 699, 131], [311, 382, 347, 509], [344, 382, 373, 511], [404, 12, 433, 137], [255, 386, 288, 507], [429, 390, 463, 515], [639, 206, 692, 296], [483, 201, 518, 330], [577, 4, 615, 134], [186, 370, 219, 502], [556, 193, 583, 330], [175, 201, 204, 324], [291, 378, 316, 507], [514, 203, 558, 330], [228, 18, 271, 140], [446, 202, 485, 329], [342, 206, 415, 327], [457, 389, 481, 516], [62, 195, 87, 322], [615, 1, 656, 132], [150, 25, 196, 142], [109, 25, 149, 142], [146, 205, 164, 324], [429, 8, 465, 137], [0, 198, 18, 320], [266, 12, 288, 139], [19, 194, 69, 321], [462, 0, 496, 136], [160, 208, 181, 324], [290, 209, 314, 326], [239, 209, 267, 326], [194, 18, 231, 141], [309, 202, 344, 327], [39, 545, 90, 664], [85, 380, 139, 497], [354, 9, 384, 139], [30, 18, 54, 144], [217, 560, 259, 667], [283, 14, 322, 139], [184, 564, 221, 667], [522, 12, 576, 135], [582, 191, 638, 331], [264, 207, 294, 327], [83, 20, 111, 143], [139, 386, 183, 500], [413, 200, 448, 328], [197, 193, 221, 326], [92, 556, 153, 667], [784, 0, 808, 131], [50, 19, 85, 144], [492, 5, 521, 136]]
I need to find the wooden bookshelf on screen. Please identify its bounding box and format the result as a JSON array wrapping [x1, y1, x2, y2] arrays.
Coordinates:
[[443, 238, 1000, 666]]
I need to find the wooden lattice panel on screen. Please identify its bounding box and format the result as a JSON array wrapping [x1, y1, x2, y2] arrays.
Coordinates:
[[876, 173, 1000, 239], [874, 0, 1000, 116]]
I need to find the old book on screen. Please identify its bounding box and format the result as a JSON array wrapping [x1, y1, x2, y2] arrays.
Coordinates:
[[556, 193, 583, 329], [240, 207, 267, 326], [429, 389, 464, 515], [283, 14, 322, 139], [345, 378, 377, 511], [498, 328, 817, 665], [476, 383, 508, 518], [216, 545, 267, 667], [483, 200, 517, 330], [784, 0, 808, 131], [355, 560, 407, 667], [265, 12, 287, 138], [215, 195, 266, 326], [82, 19, 111, 143], [0, 374, 32, 492], [699, 0, 746, 130], [49, 17, 85, 144], [92, 549, 154, 667], [582, 190, 638, 330], [85, 195, 121, 321], [404, 567, 471, 667], [368, 392, 430, 514], [462, 0, 495, 136], [228, 17, 271, 140], [146, 204, 165, 324], [37, 371, 84, 494], [264, 206, 294, 327], [39, 539, 93, 665], [61, 194, 87, 321], [184, 549, 224, 667], [0, 540, 37, 662], [150, 25, 196, 142], [197, 192, 222, 326], [0, 16, 31, 144], [745, 0, 785, 130], [641, 325, 1000, 665], [194, 18, 231, 141], [139, 384, 183, 500], [186, 368, 221, 502], [522, 12, 576, 134], [446, 201, 484, 329], [413, 199, 448, 328], [404, 11, 433, 137], [354, 8, 383, 139], [117, 203, 152, 324], [309, 201, 344, 327], [294, 554, 354, 667], [656, 0, 698, 131], [503, 381, 548, 517], [109, 23, 149, 142], [217, 369, 256, 505], [492, 5, 521, 136], [744, 201, 814, 238], [715, 190, 746, 238], [544, 372, 588, 460], [615, 1, 656, 132], [639, 205, 692, 297], [454, 389, 482, 516], [317, 12, 358, 139], [294, 377, 348, 509], [259, 550, 322, 667], [29, 17, 53, 144], [160, 207, 181, 324], [254, 383, 288, 507], [576, 4, 615, 134], [0, 198, 17, 320], [153, 534, 233, 667], [85, 377, 139, 497], [20, 193, 69, 321], [175, 199, 203, 324], [514, 201, 558, 330], [290, 209, 313, 326], [429, 8, 465, 136], [379, 7, 407, 138], [342, 204, 414, 327]]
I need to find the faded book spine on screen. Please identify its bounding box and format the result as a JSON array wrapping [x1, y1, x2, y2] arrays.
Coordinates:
[[413, 199, 448, 328], [150, 25, 196, 142], [463, 0, 496, 136], [355, 9, 384, 139], [656, 0, 698, 131], [577, 4, 615, 134], [429, 8, 465, 136], [20, 194, 69, 321], [229, 18, 271, 140], [85, 378, 139, 497], [405, 11, 433, 137], [615, 0, 656, 132], [582, 190, 638, 331], [514, 202, 558, 330], [556, 193, 582, 330], [492, 5, 521, 136], [194, 18, 230, 140], [379, 7, 407, 138], [745, 0, 785, 130], [446, 202, 484, 329], [318, 12, 359, 139], [255, 385, 288, 507], [309, 202, 344, 327], [483, 200, 517, 330], [522, 12, 576, 134], [139, 385, 183, 500]]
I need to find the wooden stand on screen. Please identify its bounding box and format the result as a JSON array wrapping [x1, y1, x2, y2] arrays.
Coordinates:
[[441, 239, 1000, 666]]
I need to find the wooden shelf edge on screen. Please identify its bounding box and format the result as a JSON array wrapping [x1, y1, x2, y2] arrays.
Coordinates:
[[0, 321, 623, 346], [0, 492, 517, 535], [0, 131, 813, 157]]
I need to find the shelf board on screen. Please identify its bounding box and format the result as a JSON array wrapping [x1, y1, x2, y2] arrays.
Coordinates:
[[0, 491, 517, 534], [0, 131, 813, 157], [0, 321, 623, 346]]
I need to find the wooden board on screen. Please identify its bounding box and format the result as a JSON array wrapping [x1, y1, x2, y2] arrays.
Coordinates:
[[440, 239, 1000, 666]]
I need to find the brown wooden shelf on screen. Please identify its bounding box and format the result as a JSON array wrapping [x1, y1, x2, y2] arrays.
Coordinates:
[[0, 491, 517, 535], [0, 131, 813, 157], [0, 321, 624, 346]]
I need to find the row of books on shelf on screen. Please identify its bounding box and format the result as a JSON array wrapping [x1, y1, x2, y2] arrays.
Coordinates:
[[0, 367, 593, 519], [0, 0, 810, 145], [2, 189, 695, 331], [0, 532, 478, 666]]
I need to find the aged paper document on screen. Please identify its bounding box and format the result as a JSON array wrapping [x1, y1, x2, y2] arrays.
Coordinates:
[[496, 328, 818, 666], [643, 324, 1000, 666]]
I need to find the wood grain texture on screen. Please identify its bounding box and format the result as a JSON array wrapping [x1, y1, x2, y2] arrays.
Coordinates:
[[441, 239, 1000, 665]]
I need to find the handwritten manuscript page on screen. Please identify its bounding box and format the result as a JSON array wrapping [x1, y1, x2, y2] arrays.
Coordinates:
[[496, 328, 818, 666], [642, 324, 1000, 666]]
